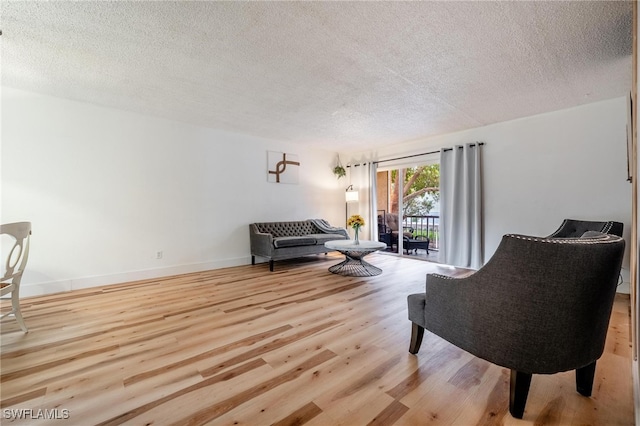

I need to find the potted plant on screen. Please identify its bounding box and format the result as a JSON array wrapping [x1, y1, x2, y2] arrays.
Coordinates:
[[333, 157, 346, 179]]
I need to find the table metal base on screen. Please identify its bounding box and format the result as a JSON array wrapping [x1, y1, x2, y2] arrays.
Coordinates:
[[328, 252, 383, 277]]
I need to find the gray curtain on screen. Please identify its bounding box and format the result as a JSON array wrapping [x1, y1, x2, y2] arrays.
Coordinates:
[[439, 143, 483, 268], [369, 162, 378, 241], [347, 162, 376, 240]]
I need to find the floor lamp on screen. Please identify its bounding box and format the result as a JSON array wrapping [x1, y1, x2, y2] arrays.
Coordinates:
[[345, 184, 359, 224]]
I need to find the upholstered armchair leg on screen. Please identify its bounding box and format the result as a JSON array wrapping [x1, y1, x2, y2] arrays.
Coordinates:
[[408, 322, 424, 354], [269, 260, 274, 272], [251, 255, 256, 265], [576, 361, 597, 396], [509, 370, 532, 419]]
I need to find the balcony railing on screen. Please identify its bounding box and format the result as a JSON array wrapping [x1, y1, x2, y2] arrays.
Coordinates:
[[403, 215, 440, 250]]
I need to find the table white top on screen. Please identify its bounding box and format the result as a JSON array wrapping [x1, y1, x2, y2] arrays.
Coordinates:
[[325, 240, 387, 251]]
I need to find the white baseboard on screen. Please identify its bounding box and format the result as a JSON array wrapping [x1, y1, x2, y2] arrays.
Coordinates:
[[20, 256, 250, 298]]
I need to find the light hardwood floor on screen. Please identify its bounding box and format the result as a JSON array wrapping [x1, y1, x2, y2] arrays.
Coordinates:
[[0, 253, 634, 425]]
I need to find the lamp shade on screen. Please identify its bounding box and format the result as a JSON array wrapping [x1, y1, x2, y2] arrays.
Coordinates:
[[345, 190, 359, 203]]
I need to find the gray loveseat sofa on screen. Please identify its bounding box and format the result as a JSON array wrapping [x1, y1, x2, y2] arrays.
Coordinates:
[[250, 219, 349, 271]]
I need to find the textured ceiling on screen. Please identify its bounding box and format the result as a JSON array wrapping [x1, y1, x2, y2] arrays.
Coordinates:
[[1, 1, 633, 152]]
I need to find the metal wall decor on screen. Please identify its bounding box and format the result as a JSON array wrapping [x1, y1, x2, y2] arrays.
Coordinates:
[[267, 151, 300, 184]]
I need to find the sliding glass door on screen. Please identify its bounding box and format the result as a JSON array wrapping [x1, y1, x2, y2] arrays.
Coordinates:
[[376, 162, 440, 260]]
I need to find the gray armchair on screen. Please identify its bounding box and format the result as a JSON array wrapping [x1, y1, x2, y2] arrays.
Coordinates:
[[548, 218, 623, 238], [407, 232, 625, 419]]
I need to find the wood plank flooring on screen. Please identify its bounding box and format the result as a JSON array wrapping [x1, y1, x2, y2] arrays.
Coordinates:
[[0, 253, 634, 425]]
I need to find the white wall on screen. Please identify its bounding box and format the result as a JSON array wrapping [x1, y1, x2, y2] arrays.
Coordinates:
[[2, 89, 630, 296], [345, 97, 632, 291], [1, 87, 345, 296]]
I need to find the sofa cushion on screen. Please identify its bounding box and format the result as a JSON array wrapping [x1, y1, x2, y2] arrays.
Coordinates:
[[273, 236, 317, 248], [308, 233, 347, 244]]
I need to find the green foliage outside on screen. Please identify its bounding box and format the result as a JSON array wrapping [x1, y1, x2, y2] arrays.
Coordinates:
[[390, 164, 440, 216]]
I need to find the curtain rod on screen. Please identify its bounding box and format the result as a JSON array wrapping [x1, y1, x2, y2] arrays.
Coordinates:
[[373, 150, 438, 165], [372, 142, 484, 165], [345, 142, 484, 167]]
